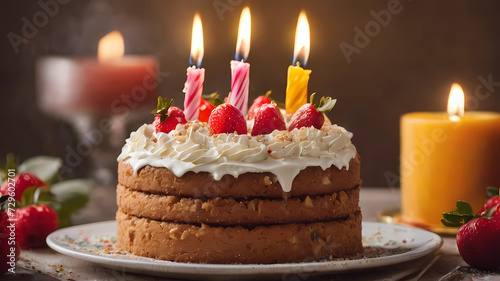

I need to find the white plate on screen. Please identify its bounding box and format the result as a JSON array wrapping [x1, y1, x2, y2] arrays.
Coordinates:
[[46, 221, 442, 280]]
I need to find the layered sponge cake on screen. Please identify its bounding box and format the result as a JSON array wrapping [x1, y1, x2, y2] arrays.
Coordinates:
[[116, 117, 362, 264]]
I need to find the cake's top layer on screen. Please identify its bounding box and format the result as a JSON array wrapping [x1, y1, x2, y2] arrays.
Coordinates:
[[118, 121, 357, 192]]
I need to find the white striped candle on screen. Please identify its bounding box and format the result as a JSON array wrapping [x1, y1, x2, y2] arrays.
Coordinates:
[[183, 66, 205, 121], [183, 13, 204, 121], [230, 7, 251, 117], [230, 60, 249, 116]]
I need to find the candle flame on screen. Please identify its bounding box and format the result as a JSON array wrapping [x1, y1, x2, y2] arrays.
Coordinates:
[[447, 83, 465, 122], [293, 11, 310, 67], [98, 31, 124, 62], [235, 7, 251, 61], [190, 13, 204, 68]]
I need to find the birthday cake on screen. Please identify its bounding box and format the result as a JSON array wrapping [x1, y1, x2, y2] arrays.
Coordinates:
[[116, 95, 362, 264]]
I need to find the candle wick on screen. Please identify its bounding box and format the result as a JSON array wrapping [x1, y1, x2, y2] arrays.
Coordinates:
[[293, 46, 307, 67], [190, 50, 202, 68]]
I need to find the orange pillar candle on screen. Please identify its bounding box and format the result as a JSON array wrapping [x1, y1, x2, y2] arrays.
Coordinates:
[[286, 11, 311, 114], [400, 84, 500, 228]]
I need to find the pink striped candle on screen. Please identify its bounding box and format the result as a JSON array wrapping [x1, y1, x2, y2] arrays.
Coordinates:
[[183, 13, 204, 121], [183, 66, 205, 121], [230, 60, 250, 116], [230, 7, 251, 117]]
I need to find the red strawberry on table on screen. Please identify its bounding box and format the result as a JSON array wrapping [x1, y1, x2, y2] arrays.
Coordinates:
[[0, 173, 47, 201], [151, 97, 187, 134], [251, 103, 286, 136], [247, 91, 273, 120], [209, 103, 247, 135], [16, 204, 58, 249], [0, 208, 19, 274], [457, 205, 500, 271], [442, 196, 500, 271], [288, 93, 337, 131], [0, 210, 7, 233]]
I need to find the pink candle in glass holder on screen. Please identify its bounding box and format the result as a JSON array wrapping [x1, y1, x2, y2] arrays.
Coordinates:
[[37, 31, 158, 117], [183, 14, 205, 122], [230, 7, 251, 117]]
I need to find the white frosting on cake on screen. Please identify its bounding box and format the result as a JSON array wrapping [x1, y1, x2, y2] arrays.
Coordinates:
[[117, 121, 357, 192]]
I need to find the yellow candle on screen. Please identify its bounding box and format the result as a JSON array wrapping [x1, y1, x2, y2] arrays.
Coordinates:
[[286, 64, 311, 113], [401, 86, 500, 228], [286, 11, 311, 114]]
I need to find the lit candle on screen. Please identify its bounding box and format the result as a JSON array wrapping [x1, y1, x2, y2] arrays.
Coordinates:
[[230, 7, 251, 116], [37, 31, 158, 117], [183, 14, 205, 121], [286, 11, 311, 114], [401, 83, 500, 229]]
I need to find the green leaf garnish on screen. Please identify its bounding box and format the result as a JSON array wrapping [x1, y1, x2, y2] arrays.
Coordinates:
[[34, 188, 56, 207], [0, 195, 8, 209], [151, 97, 173, 123], [1, 154, 17, 182], [5, 154, 16, 172], [51, 179, 91, 228], [20, 186, 40, 207], [441, 200, 477, 227], [487, 186, 499, 199], [262, 90, 285, 109], [309, 92, 318, 107], [18, 156, 62, 185], [202, 92, 224, 107], [309, 93, 337, 113]]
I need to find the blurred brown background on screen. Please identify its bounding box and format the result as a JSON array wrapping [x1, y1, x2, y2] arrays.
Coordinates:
[[1, 0, 499, 186]]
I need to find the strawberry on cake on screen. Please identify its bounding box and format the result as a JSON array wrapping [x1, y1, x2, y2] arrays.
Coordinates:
[[116, 94, 362, 264]]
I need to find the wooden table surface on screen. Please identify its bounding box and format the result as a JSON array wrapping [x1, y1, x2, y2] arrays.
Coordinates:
[[4, 187, 495, 281]]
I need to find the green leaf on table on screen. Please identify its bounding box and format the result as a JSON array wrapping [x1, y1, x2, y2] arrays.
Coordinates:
[[34, 188, 56, 208], [18, 186, 54, 208], [18, 156, 62, 185], [0, 195, 8, 209], [441, 200, 476, 227], [487, 186, 499, 199], [20, 186, 38, 207], [1, 154, 18, 182], [51, 179, 92, 228]]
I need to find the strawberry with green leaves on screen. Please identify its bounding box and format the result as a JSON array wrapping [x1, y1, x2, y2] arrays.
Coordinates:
[[151, 97, 187, 134], [0, 196, 19, 274], [442, 187, 500, 271], [0, 174, 59, 250], [0, 173, 47, 201], [0, 155, 91, 253], [288, 93, 337, 131]]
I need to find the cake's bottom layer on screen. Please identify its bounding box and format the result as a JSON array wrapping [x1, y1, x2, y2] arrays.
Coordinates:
[[117, 184, 360, 226], [116, 210, 362, 264]]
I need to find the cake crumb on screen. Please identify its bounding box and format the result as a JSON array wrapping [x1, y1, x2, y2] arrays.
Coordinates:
[[263, 176, 272, 186], [322, 176, 331, 185], [304, 196, 313, 208]]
